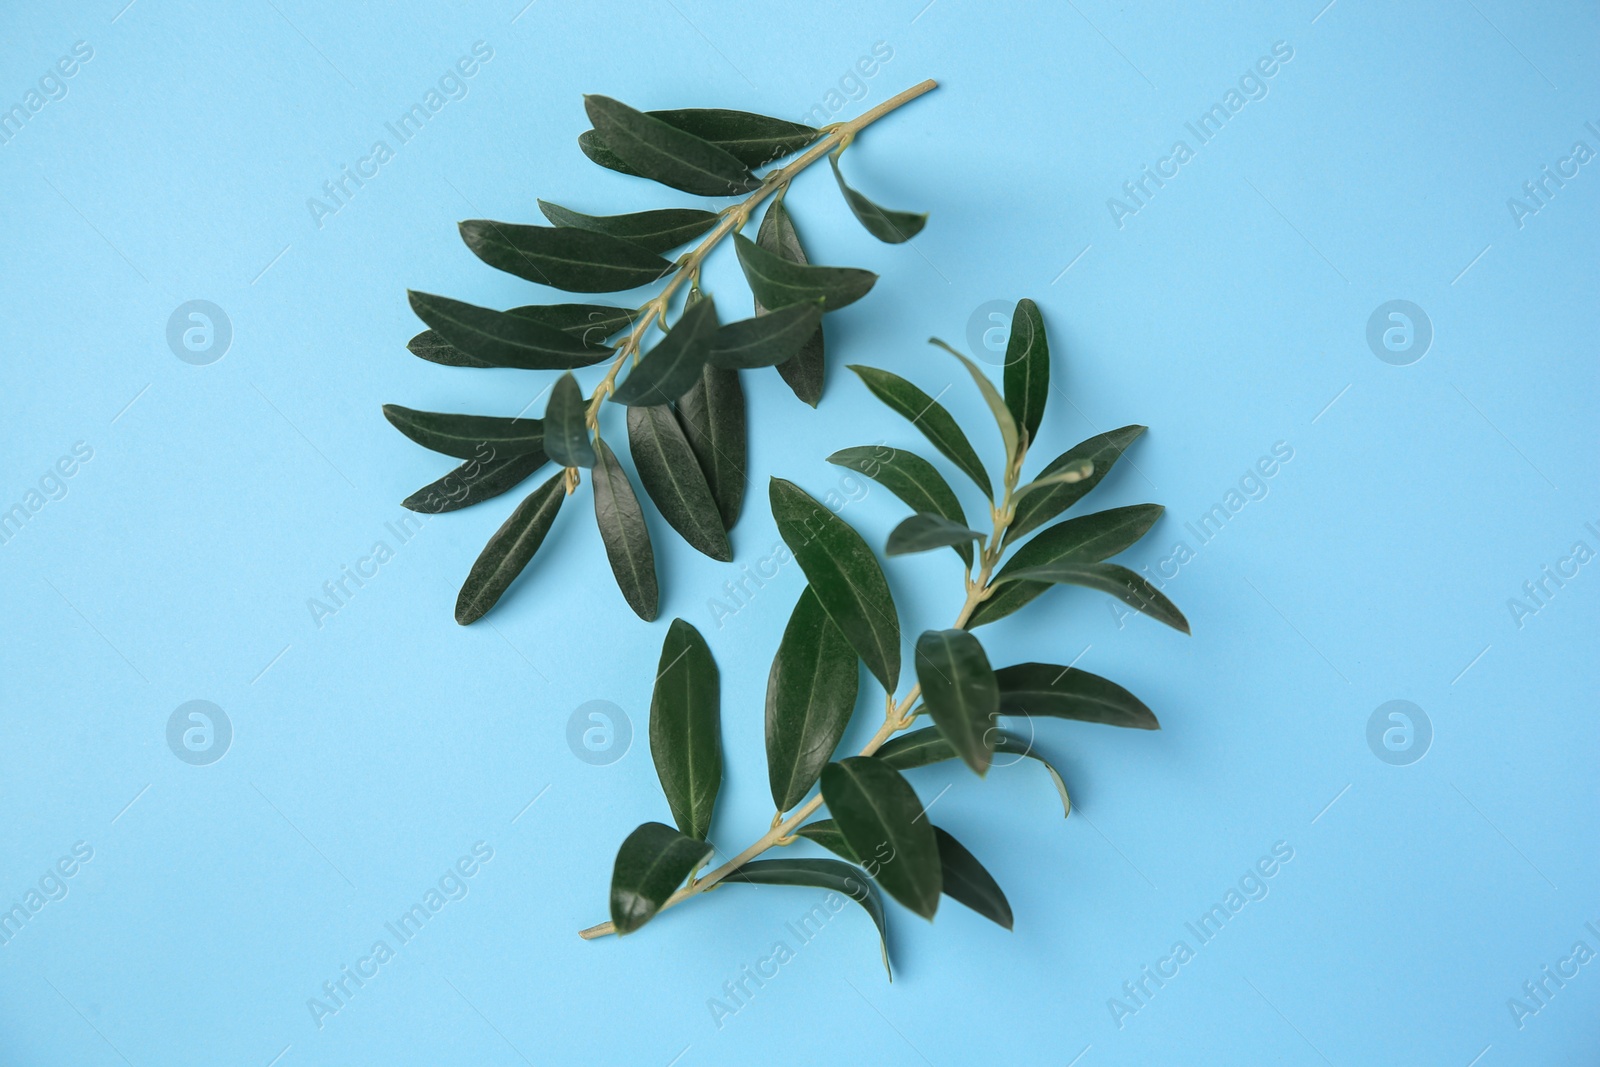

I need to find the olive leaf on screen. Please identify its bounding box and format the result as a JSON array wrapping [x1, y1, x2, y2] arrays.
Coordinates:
[[875, 727, 1072, 817], [766, 586, 860, 812], [650, 619, 721, 840], [1001, 299, 1049, 447], [402, 449, 549, 514], [543, 372, 596, 469], [755, 196, 827, 405], [454, 471, 566, 625], [934, 828, 1012, 930], [885, 513, 985, 557], [408, 303, 635, 367], [627, 404, 731, 561], [796, 819, 858, 861], [928, 338, 1018, 469], [914, 629, 999, 775], [537, 200, 720, 255], [611, 296, 721, 407], [584, 95, 762, 197], [820, 757, 942, 919], [723, 858, 891, 977], [676, 363, 746, 530], [582, 108, 820, 173], [847, 366, 992, 499], [592, 438, 658, 621], [459, 219, 676, 292], [828, 446, 972, 566], [734, 233, 877, 311], [829, 153, 927, 243], [407, 291, 608, 370], [994, 663, 1159, 730], [1007, 425, 1145, 542], [383, 405, 544, 459], [707, 302, 825, 369], [998, 561, 1190, 634], [610, 822, 713, 935]]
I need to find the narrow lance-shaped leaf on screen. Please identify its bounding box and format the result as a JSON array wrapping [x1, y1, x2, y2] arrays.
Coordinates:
[[734, 233, 877, 312], [1007, 425, 1146, 543], [796, 819, 858, 861], [537, 201, 719, 255], [1012, 460, 1094, 500], [914, 629, 999, 775], [766, 587, 860, 812], [847, 365, 992, 499], [543, 372, 595, 468], [581, 108, 820, 172], [609, 822, 713, 935], [875, 727, 1072, 817], [408, 291, 606, 370], [627, 404, 731, 561], [828, 446, 972, 567], [1002, 299, 1049, 448], [707, 302, 824, 369], [454, 472, 565, 625], [402, 448, 549, 514], [998, 561, 1190, 634], [592, 439, 657, 621], [886, 513, 985, 557], [584, 95, 761, 197], [649, 619, 721, 840], [994, 663, 1160, 730], [755, 197, 826, 406], [769, 478, 900, 691], [929, 337, 1018, 471], [676, 362, 746, 531], [934, 827, 1012, 930], [407, 303, 635, 367], [459, 220, 675, 292], [970, 504, 1165, 627], [829, 153, 927, 243], [612, 296, 720, 407], [723, 858, 891, 978], [820, 757, 942, 919], [383, 405, 543, 459]]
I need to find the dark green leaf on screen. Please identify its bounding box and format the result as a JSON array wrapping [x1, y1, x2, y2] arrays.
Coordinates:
[[407, 329, 491, 368], [407, 303, 633, 367], [734, 233, 876, 311], [592, 438, 658, 621], [994, 663, 1159, 730], [459, 219, 675, 292], [536, 200, 719, 255], [383, 404, 543, 460], [628, 404, 731, 560], [755, 197, 826, 406], [998, 562, 1190, 634], [543, 372, 595, 468], [650, 619, 721, 839], [820, 757, 941, 919], [766, 587, 860, 812], [914, 629, 999, 775], [769, 478, 900, 691], [583, 96, 761, 196], [1002, 299, 1049, 447], [582, 108, 820, 171], [847, 366, 992, 499], [609, 822, 713, 935], [928, 338, 1018, 469], [934, 827, 1012, 930], [612, 296, 720, 407], [676, 363, 746, 529], [707, 302, 825, 369], [407, 291, 606, 370], [796, 819, 858, 861], [971, 504, 1164, 627], [723, 858, 890, 978], [827, 446, 972, 566], [829, 154, 927, 243], [1008, 426, 1146, 542], [875, 727, 1071, 817], [886, 513, 985, 557], [454, 472, 565, 624], [402, 448, 549, 514]]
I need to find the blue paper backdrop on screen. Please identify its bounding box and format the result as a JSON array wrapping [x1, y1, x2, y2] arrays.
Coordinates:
[[2, 1, 1596, 1064]]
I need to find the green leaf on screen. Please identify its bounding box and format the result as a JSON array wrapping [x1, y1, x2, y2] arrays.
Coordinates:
[[928, 338, 1018, 471], [934, 828, 1012, 930], [707, 302, 825, 369], [971, 504, 1164, 627], [766, 587, 860, 812], [723, 858, 891, 978], [755, 197, 826, 406], [733, 233, 877, 312], [649, 619, 722, 840], [408, 303, 632, 368], [1008, 426, 1146, 542], [407, 329, 491, 368], [676, 363, 746, 530], [998, 561, 1190, 634], [820, 757, 941, 919], [1002, 299, 1049, 447], [383, 405, 543, 460], [543, 372, 596, 468], [592, 438, 658, 621], [886, 513, 985, 557], [914, 629, 999, 775], [994, 663, 1159, 730], [829, 154, 927, 243], [847, 366, 992, 499], [583, 95, 761, 196], [402, 448, 549, 514], [1012, 461, 1094, 501], [796, 819, 858, 861], [582, 108, 820, 171], [769, 478, 900, 691], [609, 822, 713, 935], [875, 727, 1071, 817], [454, 471, 566, 624], [628, 404, 731, 560], [612, 296, 720, 407], [459, 219, 675, 292], [827, 446, 972, 567], [407, 291, 607, 370], [536, 200, 719, 255]]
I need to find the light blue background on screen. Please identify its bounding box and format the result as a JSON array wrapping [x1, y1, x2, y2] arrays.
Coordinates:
[[2, 1, 1596, 1064]]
